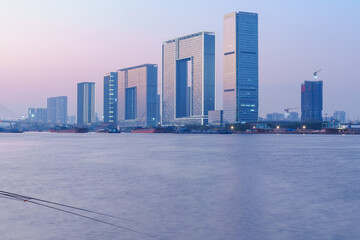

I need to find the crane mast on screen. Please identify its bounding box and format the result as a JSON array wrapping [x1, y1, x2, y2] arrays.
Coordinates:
[[313, 69, 321, 81], [284, 107, 299, 118]]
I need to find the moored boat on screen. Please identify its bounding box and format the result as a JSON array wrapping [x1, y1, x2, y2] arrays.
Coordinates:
[[50, 126, 88, 133], [131, 127, 158, 133], [0, 127, 23, 133], [96, 128, 121, 133], [131, 127, 175, 133]]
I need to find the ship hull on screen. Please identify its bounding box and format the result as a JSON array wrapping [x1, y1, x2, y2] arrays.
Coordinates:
[[131, 128, 158, 133], [0, 128, 23, 133], [50, 127, 88, 133]]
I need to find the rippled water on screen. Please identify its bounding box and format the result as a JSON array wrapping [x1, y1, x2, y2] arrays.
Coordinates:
[[0, 133, 360, 240]]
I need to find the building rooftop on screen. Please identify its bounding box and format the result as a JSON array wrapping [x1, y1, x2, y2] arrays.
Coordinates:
[[235, 11, 258, 16], [105, 72, 118, 76], [302, 80, 323, 84], [224, 11, 258, 18], [117, 64, 158, 72], [163, 31, 215, 45], [47, 96, 67, 99], [77, 82, 95, 85]]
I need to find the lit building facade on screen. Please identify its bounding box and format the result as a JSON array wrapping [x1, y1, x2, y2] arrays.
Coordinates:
[[104, 72, 118, 124], [47, 96, 67, 124], [77, 82, 95, 125], [162, 32, 215, 125], [118, 64, 158, 127], [223, 11, 258, 124], [301, 80, 323, 122], [28, 108, 35, 121]]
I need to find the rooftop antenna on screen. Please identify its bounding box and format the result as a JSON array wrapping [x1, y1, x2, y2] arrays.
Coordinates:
[[313, 69, 321, 81]]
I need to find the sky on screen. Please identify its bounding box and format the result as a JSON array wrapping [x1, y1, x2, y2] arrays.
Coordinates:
[[0, 0, 359, 120]]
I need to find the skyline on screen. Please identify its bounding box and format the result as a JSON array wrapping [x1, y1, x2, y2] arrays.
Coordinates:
[[1, 1, 360, 119]]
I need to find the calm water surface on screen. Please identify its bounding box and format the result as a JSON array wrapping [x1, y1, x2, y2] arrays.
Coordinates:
[[0, 133, 360, 240]]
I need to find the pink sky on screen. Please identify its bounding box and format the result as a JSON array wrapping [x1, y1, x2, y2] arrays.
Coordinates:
[[1, 0, 360, 120]]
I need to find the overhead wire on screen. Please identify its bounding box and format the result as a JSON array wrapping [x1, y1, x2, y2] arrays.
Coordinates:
[[0, 190, 129, 221], [0, 190, 160, 240]]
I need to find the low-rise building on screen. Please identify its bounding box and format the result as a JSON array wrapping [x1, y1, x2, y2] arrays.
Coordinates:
[[208, 110, 223, 126]]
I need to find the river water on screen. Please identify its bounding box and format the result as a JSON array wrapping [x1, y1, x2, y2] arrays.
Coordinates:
[[0, 133, 359, 240]]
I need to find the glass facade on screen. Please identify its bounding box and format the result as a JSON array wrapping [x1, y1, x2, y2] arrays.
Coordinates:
[[223, 11, 258, 123], [301, 80, 323, 122], [162, 32, 215, 125], [47, 96, 67, 124], [104, 72, 118, 124], [118, 64, 158, 127], [176, 58, 192, 118], [125, 87, 137, 120], [77, 82, 95, 125]]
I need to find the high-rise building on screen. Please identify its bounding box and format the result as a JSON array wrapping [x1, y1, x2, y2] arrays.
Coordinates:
[[47, 96, 68, 124], [223, 11, 259, 124], [301, 80, 323, 122], [28, 108, 35, 121], [162, 32, 215, 125], [77, 82, 95, 125], [104, 72, 118, 124], [35, 108, 47, 122], [333, 110, 346, 123], [117, 64, 158, 127]]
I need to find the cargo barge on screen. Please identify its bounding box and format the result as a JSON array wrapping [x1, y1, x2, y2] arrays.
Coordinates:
[[50, 126, 88, 133], [0, 128, 23, 133], [131, 127, 176, 133]]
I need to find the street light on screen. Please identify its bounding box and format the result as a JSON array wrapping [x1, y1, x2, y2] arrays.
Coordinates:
[[230, 126, 234, 130], [302, 125, 306, 129]]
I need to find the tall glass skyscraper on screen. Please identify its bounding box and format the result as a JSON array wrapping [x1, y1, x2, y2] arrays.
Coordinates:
[[77, 82, 95, 125], [47, 96, 67, 124], [301, 80, 323, 122], [117, 64, 158, 127], [223, 11, 258, 123], [162, 32, 215, 125], [104, 72, 118, 124]]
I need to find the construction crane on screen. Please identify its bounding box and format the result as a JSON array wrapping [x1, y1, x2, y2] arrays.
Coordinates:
[[284, 107, 298, 118], [313, 69, 321, 81], [136, 112, 146, 128]]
